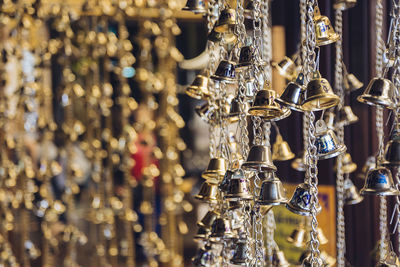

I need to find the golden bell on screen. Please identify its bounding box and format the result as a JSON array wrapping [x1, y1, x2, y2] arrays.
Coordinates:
[[382, 130, 400, 166], [357, 77, 395, 108], [193, 226, 210, 241], [357, 156, 375, 179], [194, 181, 220, 203], [202, 158, 227, 183], [315, 119, 346, 160], [242, 145, 277, 171], [320, 251, 337, 266], [197, 210, 220, 229], [228, 95, 248, 123], [195, 102, 216, 124], [344, 177, 363, 205], [257, 172, 287, 206], [272, 249, 290, 267], [272, 134, 295, 161], [323, 110, 336, 130], [185, 75, 210, 100], [291, 150, 307, 172], [333, 0, 357, 10], [276, 73, 306, 111], [272, 56, 297, 80], [210, 216, 235, 241], [248, 84, 291, 121], [192, 245, 216, 266], [313, 6, 340, 46], [334, 153, 357, 174], [214, 8, 236, 33], [304, 227, 329, 245], [182, 0, 207, 14], [287, 225, 307, 247], [302, 70, 340, 111], [360, 166, 400, 196], [286, 182, 322, 216], [224, 169, 253, 201], [336, 106, 359, 127], [230, 239, 248, 265], [210, 60, 236, 83], [344, 73, 364, 92]]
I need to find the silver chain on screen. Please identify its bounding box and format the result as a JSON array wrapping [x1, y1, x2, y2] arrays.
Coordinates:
[[304, 0, 317, 82], [262, 0, 272, 81], [379, 196, 388, 261], [300, 0, 307, 68]]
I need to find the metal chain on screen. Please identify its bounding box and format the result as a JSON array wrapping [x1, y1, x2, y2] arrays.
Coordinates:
[[394, 168, 400, 257], [304, 0, 317, 82], [253, 173, 264, 267], [300, 0, 307, 67], [303, 112, 310, 153], [265, 210, 276, 266], [379, 196, 388, 261], [236, 0, 246, 45], [262, 0, 272, 81], [376, 0, 385, 77]]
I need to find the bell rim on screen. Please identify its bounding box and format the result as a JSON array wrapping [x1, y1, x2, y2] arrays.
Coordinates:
[[182, 6, 207, 13], [316, 33, 340, 47], [224, 193, 253, 201], [341, 163, 358, 174], [285, 203, 312, 216], [202, 170, 225, 178], [275, 98, 305, 112], [257, 199, 287, 206], [286, 238, 306, 248], [301, 94, 340, 111], [291, 160, 306, 172], [344, 196, 364, 205], [214, 23, 235, 33], [241, 161, 277, 171], [248, 107, 288, 120], [272, 152, 296, 161], [210, 74, 236, 83], [381, 160, 400, 166], [360, 187, 400, 196], [230, 259, 246, 265], [357, 94, 394, 109], [318, 144, 347, 160], [185, 88, 205, 99], [333, 2, 357, 10]]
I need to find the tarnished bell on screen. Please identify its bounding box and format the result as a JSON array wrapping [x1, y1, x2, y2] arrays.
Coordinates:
[[197, 210, 220, 229], [195, 182, 220, 203], [211, 60, 236, 83], [287, 225, 307, 247], [344, 177, 363, 205], [237, 45, 257, 69], [214, 8, 236, 33], [182, 0, 207, 14], [242, 145, 277, 171], [313, 6, 340, 46], [273, 249, 290, 267], [192, 245, 216, 267], [224, 169, 253, 200], [334, 153, 357, 174], [291, 150, 307, 172], [357, 156, 376, 179], [230, 239, 247, 265], [336, 106, 359, 127], [315, 120, 346, 160], [258, 172, 287, 206], [360, 166, 400, 196], [286, 183, 322, 216], [273, 134, 295, 161], [333, 0, 357, 10], [344, 73, 364, 91], [194, 226, 210, 241], [272, 56, 297, 80], [210, 217, 235, 241], [186, 75, 210, 99], [302, 71, 340, 111], [382, 130, 400, 166], [195, 102, 217, 124], [276, 73, 306, 112], [357, 77, 395, 108], [202, 158, 226, 182]]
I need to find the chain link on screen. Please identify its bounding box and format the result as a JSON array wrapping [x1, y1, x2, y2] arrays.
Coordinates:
[[379, 196, 388, 260]]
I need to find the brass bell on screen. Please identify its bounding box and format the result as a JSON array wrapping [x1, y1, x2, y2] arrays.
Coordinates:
[[208, 28, 223, 43], [210, 216, 235, 241], [286, 183, 322, 216], [276, 73, 305, 111], [248, 84, 291, 121], [228, 95, 248, 123], [344, 73, 364, 92], [357, 77, 395, 108], [308, 227, 329, 245], [272, 134, 295, 161], [236, 45, 257, 70], [219, 169, 233, 193], [323, 110, 336, 130], [313, 6, 340, 46], [272, 249, 290, 267], [334, 153, 357, 174], [202, 158, 227, 183], [230, 239, 248, 265], [336, 106, 359, 127], [192, 245, 216, 266], [382, 130, 400, 166], [287, 225, 307, 247], [197, 210, 220, 229], [194, 181, 220, 203], [320, 251, 337, 266], [300, 250, 335, 266], [195, 102, 217, 124], [210, 60, 236, 83], [315, 119, 346, 160], [344, 177, 363, 205], [333, 0, 357, 10], [186, 75, 210, 100], [182, 0, 207, 14], [291, 150, 307, 172], [224, 169, 253, 201], [257, 172, 287, 206], [214, 8, 236, 33], [242, 145, 277, 171], [228, 200, 244, 210], [357, 156, 376, 179], [302, 70, 340, 111], [194, 226, 210, 241], [272, 56, 297, 80], [360, 166, 400, 196]]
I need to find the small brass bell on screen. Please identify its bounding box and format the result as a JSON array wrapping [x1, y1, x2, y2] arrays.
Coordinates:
[[257, 172, 287, 206], [194, 226, 210, 241], [272, 134, 295, 161], [248, 84, 291, 121], [224, 169, 253, 201], [301, 254, 325, 267], [382, 130, 400, 166], [229, 95, 248, 123], [272, 56, 297, 80], [315, 119, 346, 160], [287, 225, 307, 247], [276, 73, 305, 112], [186, 75, 210, 100], [182, 0, 207, 14], [334, 153, 357, 174], [272, 249, 290, 267], [208, 28, 223, 43], [291, 150, 307, 172], [357, 156, 376, 179], [320, 251, 337, 266], [230, 239, 248, 265], [194, 181, 220, 203], [202, 158, 227, 183], [197, 210, 220, 229], [228, 200, 244, 210], [210, 217, 235, 241], [214, 8, 236, 33], [336, 106, 359, 127], [323, 110, 336, 130], [344, 177, 363, 205], [302, 71, 340, 111], [313, 6, 340, 46], [309, 227, 329, 245], [333, 0, 357, 10], [360, 166, 400, 196], [357, 77, 395, 108], [344, 73, 364, 92], [192, 245, 216, 266], [242, 145, 277, 171], [219, 169, 233, 193], [210, 60, 236, 83], [237, 45, 257, 70], [286, 183, 322, 216], [195, 102, 217, 124]]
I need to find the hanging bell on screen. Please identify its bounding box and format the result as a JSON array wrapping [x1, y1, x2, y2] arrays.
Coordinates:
[[291, 150, 307, 172], [192, 245, 216, 266], [286, 183, 322, 216], [214, 8, 236, 33], [210, 60, 236, 83], [193, 226, 210, 241], [182, 0, 207, 14], [334, 153, 357, 174], [276, 73, 306, 112], [320, 251, 337, 266], [219, 169, 233, 193], [228, 200, 244, 210], [323, 110, 336, 130], [357, 77, 395, 108], [195, 102, 217, 124], [272, 56, 297, 80], [382, 130, 400, 166], [228, 95, 248, 123], [230, 239, 248, 265], [360, 166, 400, 196], [272, 134, 295, 161], [301, 253, 325, 267], [202, 158, 227, 183], [272, 249, 290, 267], [248, 84, 291, 121], [313, 6, 340, 46], [194, 181, 221, 203], [302, 71, 340, 111], [336, 106, 359, 127], [315, 119, 346, 160], [242, 145, 277, 171], [257, 172, 287, 206], [237, 45, 258, 70], [186, 75, 210, 100], [344, 73, 364, 92], [304, 227, 329, 245], [357, 156, 376, 179], [344, 177, 363, 205], [210, 216, 235, 241], [197, 210, 220, 229], [208, 28, 223, 43], [286, 225, 307, 247], [224, 169, 253, 201], [333, 0, 357, 10]]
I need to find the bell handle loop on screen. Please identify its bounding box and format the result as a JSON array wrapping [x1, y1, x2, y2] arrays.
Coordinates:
[[320, 109, 325, 121]]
